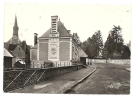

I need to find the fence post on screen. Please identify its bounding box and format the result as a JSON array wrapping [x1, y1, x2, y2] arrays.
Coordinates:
[[23, 70, 36, 86], [37, 70, 46, 82]]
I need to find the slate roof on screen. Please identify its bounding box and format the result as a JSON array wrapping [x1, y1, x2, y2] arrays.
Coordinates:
[[79, 48, 88, 58], [4, 37, 21, 51], [40, 21, 72, 38], [8, 44, 17, 51], [4, 48, 13, 57], [18, 60, 25, 64], [7, 37, 21, 44]]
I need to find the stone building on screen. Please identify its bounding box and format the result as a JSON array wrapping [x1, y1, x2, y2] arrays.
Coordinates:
[[30, 15, 87, 68], [4, 15, 21, 48], [4, 48, 13, 69]]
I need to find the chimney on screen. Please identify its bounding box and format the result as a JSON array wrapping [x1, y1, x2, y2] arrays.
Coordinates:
[[34, 33, 38, 45], [51, 15, 58, 34]]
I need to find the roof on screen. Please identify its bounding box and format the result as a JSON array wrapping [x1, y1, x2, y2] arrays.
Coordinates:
[[40, 21, 72, 38], [18, 60, 25, 64], [8, 44, 17, 51], [15, 60, 25, 65], [4, 48, 13, 57], [7, 37, 21, 45], [79, 48, 88, 58]]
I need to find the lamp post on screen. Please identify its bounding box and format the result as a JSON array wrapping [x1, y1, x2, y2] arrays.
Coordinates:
[[104, 49, 108, 63]]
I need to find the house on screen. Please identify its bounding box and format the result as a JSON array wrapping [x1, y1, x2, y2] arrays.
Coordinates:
[[4, 48, 13, 69], [14, 60, 25, 68], [30, 15, 88, 68], [79, 48, 88, 65], [5, 44, 26, 67]]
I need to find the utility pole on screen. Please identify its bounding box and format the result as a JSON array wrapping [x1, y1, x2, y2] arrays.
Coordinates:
[[104, 49, 108, 64]]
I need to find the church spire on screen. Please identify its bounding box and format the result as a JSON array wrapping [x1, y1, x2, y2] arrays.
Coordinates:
[[10, 15, 20, 45], [14, 14, 18, 27], [13, 15, 19, 36]]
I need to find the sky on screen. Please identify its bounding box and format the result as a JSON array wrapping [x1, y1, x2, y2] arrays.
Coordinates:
[[4, 3, 132, 45]]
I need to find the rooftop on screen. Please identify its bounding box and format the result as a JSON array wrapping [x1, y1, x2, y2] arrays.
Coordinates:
[[39, 20, 72, 38]]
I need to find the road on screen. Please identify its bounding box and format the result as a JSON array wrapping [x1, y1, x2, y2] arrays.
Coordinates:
[[65, 63, 130, 94]]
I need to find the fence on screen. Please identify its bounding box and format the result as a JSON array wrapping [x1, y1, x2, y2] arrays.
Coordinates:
[[4, 65, 83, 92]]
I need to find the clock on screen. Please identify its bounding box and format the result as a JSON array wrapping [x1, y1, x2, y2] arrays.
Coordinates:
[[51, 48, 57, 54]]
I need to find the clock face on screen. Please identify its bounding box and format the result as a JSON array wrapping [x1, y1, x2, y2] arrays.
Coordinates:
[[51, 48, 57, 54]]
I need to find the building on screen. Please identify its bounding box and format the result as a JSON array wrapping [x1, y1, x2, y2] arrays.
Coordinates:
[[30, 15, 87, 68], [79, 48, 88, 65], [4, 15, 26, 67], [127, 41, 131, 51], [4, 15, 21, 49], [4, 48, 13, 69], [14, 60, 25, 68]]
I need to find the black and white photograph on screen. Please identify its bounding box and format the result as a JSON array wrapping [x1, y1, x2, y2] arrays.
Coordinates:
[[2, 1, 132, 97]]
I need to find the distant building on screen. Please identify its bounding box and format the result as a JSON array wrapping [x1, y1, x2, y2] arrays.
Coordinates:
[[4, 15, 21, 48], [97, 47, 103, 58], [4, 15, 25, 68], [30, 15, 87, 68], [4, 48, 13, 69], [14, 60, 25, 68], [127, 41, 131, 51]]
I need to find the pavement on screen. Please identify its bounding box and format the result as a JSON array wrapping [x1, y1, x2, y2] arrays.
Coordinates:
[[10, 65, 96, 93]]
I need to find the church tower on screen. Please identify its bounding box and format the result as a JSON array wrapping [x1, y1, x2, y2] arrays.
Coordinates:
[[13, 15, 19, 37], [10, 15, 20, 44]]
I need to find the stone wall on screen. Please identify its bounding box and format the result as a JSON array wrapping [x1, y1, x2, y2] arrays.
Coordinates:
[[108, 59, 130, 65], [4, 65, 83, 92], [86, 59, 130, 65]]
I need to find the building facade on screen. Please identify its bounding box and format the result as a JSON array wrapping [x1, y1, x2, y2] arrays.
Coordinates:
[[30, 15, 87, 68]]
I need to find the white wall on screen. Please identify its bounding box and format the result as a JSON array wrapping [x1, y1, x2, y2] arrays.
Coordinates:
[[86, 59, 130, 65]]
